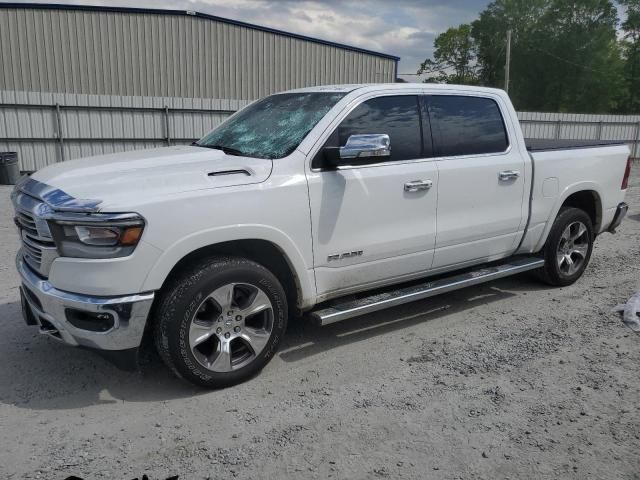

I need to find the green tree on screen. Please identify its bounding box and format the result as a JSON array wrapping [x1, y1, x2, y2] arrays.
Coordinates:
[[620, 0, 640, 112], [471, 0, 548, 90], [419, 0, 626, 113], [417, 24, 478, 84], [536, 0, 624, 113], [471, 0, 622, 113]]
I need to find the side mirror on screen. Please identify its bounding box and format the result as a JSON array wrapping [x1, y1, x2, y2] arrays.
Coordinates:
[[323, 134, 391, 168]]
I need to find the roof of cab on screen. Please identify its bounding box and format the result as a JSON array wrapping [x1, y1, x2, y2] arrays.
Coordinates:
[[281, 83, 507, 96]]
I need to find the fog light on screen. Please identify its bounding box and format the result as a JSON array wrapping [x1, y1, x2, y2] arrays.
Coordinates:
[[65, 309, 115, 332]]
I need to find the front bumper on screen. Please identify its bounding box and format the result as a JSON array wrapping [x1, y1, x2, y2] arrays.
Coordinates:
[[608, 202, 629, 233], [17, 253, 155, 351]]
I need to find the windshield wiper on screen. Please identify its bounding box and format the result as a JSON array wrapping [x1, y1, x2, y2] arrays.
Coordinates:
[[195, 143, 246, 156]]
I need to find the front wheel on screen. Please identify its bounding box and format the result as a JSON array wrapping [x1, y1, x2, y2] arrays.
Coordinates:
[[537, 207, 594, 286], [154, 256, 288, 388]]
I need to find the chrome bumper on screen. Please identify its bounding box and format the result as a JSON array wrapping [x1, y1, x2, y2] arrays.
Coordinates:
[[17, 253, 154, 351]]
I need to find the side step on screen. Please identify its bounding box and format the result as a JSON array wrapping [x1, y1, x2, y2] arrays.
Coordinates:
[[309, 257, 545, 326]]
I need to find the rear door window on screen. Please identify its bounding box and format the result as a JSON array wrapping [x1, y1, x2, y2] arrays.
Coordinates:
[[427, 95, 509, 157]]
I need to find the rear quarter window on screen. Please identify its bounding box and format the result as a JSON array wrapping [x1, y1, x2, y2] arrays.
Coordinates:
[[428, 95, 509, 157]]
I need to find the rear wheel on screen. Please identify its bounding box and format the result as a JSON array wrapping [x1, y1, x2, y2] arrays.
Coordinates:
[[537, 207, 594, 286], [154, 256, 288, 388]]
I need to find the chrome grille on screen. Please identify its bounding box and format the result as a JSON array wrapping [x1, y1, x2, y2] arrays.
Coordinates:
[[22, 234, 43, 261], [16, 211, 39, 237], [21, 229, 57, 274], [12, 193, 59, 278]]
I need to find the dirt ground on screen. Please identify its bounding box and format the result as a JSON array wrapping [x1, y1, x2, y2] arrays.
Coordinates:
[[0, 168, 638, 480]]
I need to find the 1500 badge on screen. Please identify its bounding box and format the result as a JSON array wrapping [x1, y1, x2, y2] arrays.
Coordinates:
[[328, 250, 363, 262]]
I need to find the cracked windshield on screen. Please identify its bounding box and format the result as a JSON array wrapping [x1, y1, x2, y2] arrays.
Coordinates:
[[197, 92, 346, 159]]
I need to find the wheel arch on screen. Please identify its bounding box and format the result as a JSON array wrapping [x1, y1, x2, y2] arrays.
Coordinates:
[[535, 183, 603, 252], [142, 227, 316, 311], [559, 190, 602, 232], [164, 239, 303, 311]]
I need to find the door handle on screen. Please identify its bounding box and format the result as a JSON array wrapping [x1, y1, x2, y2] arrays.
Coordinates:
[[498, 170, 520, 181], [404, 180, 433, 192]]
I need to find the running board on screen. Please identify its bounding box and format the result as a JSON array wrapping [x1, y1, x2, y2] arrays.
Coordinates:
[[309, 257, 545, 326]]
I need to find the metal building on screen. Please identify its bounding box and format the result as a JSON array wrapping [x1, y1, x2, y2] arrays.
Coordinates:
[[0, 3, 399, 170]]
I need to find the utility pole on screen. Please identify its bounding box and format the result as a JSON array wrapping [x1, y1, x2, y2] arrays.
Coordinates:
[[505, 29, 512, 94]]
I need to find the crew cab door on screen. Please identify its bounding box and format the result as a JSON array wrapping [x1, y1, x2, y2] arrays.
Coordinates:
[[427, 94, 526, 269], [306, 94, 438, 298]]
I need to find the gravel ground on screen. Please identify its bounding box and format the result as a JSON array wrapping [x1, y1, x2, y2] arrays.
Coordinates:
[[0, 168, 638, 480]]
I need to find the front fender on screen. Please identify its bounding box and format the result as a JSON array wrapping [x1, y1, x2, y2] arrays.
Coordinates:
[[141, 224, 316, 308]]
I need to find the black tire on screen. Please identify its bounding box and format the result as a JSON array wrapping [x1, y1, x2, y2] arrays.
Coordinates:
[[154, 256, 288, 388], [537, 207, 594, 286]]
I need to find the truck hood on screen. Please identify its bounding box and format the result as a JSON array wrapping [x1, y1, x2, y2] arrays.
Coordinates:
[[31, 146, 273, 210]]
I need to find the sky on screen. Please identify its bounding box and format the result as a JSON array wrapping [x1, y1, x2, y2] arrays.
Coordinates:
[[8, 0, 490, 79]]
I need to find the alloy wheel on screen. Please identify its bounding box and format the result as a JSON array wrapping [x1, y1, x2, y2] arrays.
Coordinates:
[[556, 221, 590, 276], [188, 283, 274, 372]]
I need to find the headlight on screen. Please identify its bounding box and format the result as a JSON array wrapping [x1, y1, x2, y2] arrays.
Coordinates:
[[48, 215, 145, 259], [74, 225, 122, 246]]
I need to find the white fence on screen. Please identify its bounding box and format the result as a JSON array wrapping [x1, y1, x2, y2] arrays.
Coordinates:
[[518, 111, 640, 159], [1, 90, 639, 171]]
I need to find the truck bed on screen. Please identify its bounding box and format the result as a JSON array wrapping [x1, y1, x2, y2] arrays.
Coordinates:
[[525, 138, 626, 152]]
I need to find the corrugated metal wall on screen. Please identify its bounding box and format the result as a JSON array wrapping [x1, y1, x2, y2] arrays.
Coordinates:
[[0, 6, 397, 100]]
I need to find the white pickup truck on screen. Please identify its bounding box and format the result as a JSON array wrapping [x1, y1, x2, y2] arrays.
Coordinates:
[[12, 84, 631, 387]]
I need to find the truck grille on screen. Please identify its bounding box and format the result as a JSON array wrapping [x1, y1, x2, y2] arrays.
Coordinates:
[[16, 211, 39, 236], [12, 193, 59, 278]]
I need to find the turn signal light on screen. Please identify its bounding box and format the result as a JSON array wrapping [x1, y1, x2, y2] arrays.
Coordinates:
[[120, 226, 144, 246]]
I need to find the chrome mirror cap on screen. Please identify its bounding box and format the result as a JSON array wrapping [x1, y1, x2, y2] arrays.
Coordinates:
[[339, 134, 391, 159]]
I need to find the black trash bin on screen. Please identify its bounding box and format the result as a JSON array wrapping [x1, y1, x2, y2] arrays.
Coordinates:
[[0, 152, 20, 185]]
